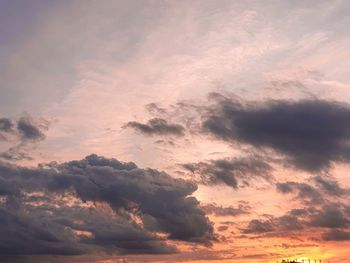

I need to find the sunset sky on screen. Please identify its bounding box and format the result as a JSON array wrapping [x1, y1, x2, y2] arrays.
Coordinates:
[[1, 1, 350, 262]]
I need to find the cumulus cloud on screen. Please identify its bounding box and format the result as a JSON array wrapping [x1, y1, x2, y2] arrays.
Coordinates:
[[182, 156, 272, 188], [202, 96, 350, 172], [0, 154, 214, 257], [125, 118, 185, 137]]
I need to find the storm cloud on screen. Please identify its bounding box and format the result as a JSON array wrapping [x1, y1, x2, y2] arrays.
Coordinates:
[[0, 154, 214, 257], [203, 98, 350, 172]]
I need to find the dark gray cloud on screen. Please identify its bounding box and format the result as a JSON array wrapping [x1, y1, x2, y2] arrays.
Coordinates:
[[125, 118, 185, 136], [242, 212, 304, 235], [313, 175, 349, 196], [242, 202, 350, 239], [268, 178, 350, 240], [322, 229, 350, 241], [276, 182, 324, 205], [17, 116, 46, 141], [182, 156, 272, 188], [0, 154, 214, 257], [202, 97, 350, 172], [201, 202, 250, 217], [308, 204, 350, 229], [0, 146, 33, 161], [242, 219, 275, 234], [0, 115, 48, 161], [0, 118, 13, 133], [0, 208, 85, 256]]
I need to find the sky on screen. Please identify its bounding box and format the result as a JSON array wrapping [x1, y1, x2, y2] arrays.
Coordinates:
[[1, 0, 350, 262]]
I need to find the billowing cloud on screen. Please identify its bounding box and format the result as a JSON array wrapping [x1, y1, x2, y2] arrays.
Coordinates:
[[0, 154, 214, 257], [125, 118, 185, 137], [182, 156, 272, 188], [202, 97, 350, 172]]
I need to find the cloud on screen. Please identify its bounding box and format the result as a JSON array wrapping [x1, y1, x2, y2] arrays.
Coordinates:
[[242, 210, 305, 235], [0, 115, 48, 161], [0, 147, 33, 161], [0, 154, 214, 257], [0, 208, 85, 256], [16, 116, 46, 142], [313, 175, 349, 196], [276, 182, 324, 205], [322, 229, 350, 241], [308, 204, 350, 229], [242, 219, 275, 234], [0, 118, 14, 133], [182, 156, 272, 188], [242, 202, 350, 239], [125, 118, 185, 137], [202, 96, 350, 172], [201, 202, 251, 217]]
